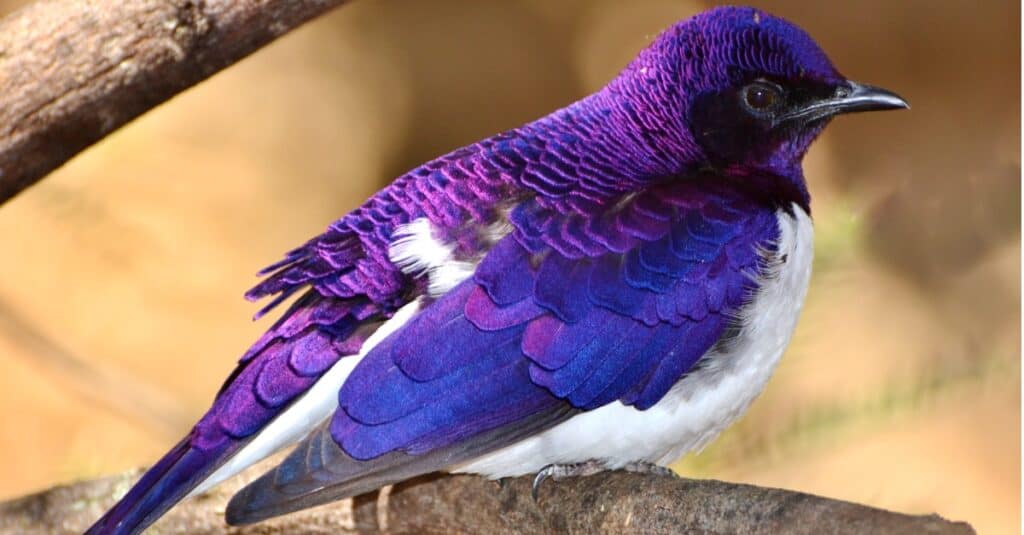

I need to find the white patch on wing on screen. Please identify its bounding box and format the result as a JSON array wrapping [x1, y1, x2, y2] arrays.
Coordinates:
[[427, 262, 477, 297], [189, 299, 422, 497], [389, 219, 453, 276], [455, 204, 814, 477], [389, 218, 478, 297]]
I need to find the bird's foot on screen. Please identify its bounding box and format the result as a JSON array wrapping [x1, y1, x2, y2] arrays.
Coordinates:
[[531, 460, 606, 501], [619, 461, 678, 478]]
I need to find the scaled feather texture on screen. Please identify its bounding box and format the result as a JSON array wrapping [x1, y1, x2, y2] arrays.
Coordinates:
[[86, 6, 907, 534]]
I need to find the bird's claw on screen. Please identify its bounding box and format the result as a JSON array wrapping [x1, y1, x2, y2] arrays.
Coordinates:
[[531, 467, 551, 501], [530, 461, 675, 501], [621, 461, 678, 478], [531, 460, 606, 501]]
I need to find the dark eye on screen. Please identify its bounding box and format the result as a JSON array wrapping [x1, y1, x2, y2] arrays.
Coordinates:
[[742, 82, 783, 112]]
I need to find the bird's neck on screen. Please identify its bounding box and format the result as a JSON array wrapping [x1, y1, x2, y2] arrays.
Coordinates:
[[512, 100, 811, 215], [521, 89, 701, 184], [716, 165, 812, 216]]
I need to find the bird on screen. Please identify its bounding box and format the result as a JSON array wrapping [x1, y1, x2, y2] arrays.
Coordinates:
[[86, 6, 907, 534]]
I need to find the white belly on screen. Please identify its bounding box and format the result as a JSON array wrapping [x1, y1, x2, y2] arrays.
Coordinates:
[[455, 205, 813, 477]]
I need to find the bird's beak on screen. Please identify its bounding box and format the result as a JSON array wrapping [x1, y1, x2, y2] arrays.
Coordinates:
[[778, 81, 909, 125], [827, 81, 910, 114]]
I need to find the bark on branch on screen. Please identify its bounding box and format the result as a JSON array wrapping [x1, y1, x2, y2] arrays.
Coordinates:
[[0, 468, 974, 534], [0, 0, 347, 205]]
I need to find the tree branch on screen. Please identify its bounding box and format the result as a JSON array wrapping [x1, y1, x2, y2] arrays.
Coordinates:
[[0, 468, 974, 534], [0, 0, 347, 205]]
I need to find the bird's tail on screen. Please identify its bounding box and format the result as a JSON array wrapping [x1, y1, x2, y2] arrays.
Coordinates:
[[84, 434, 232, 535], [84, 292, 378, 534]]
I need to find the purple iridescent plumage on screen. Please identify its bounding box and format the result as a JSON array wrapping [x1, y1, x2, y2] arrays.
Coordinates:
[[214, 6, 840, 454], [85, 6, 906, 534], [332, 183, 778, 461]]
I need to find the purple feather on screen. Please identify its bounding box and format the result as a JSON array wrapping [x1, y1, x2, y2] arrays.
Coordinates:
[[87, 5, 901, 531]]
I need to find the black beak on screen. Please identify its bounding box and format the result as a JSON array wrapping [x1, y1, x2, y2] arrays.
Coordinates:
[[779, 81, 909, 125]]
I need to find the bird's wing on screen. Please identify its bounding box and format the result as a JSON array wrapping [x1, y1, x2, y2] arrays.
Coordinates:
[[225, 184, 782, 524], [86, 113, 637, 534], [86, 145, 511, 534]]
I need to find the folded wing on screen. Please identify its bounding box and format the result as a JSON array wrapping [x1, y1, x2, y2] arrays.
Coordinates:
[[226, 184, 780, 524]]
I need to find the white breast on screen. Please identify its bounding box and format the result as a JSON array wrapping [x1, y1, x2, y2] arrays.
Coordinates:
[[455, 204, 814, 477]]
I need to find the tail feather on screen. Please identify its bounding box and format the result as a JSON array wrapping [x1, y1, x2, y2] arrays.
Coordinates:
[[225, 403, 577, 525], [85, 295, 381, 534], [85, 437, 231, 535]]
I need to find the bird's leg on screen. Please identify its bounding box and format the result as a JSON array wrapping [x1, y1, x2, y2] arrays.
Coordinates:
[[531, 460, 606, 501], [620, 461, 678, 478]]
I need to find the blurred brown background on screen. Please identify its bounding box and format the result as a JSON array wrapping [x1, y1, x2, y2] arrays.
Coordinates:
[[0, 0, 1018, 533]]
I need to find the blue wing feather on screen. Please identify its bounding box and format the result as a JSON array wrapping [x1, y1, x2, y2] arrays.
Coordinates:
[[534, 253, 592, 323], [329, 184, 780, 460]]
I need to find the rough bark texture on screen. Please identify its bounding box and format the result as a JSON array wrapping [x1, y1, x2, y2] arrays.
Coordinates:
[[0, 468, 974, 534], [0, 0, 347, 205]]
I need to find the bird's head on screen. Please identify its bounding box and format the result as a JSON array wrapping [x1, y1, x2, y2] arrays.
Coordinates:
[[605, 6, 908, 208]]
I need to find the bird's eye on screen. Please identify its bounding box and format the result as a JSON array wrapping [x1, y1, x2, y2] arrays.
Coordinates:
[[742, 82, 783, 113]]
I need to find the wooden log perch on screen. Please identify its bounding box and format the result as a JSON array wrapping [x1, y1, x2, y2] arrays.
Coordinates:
[[0, 0, 347, 205], [0, 468, 974, 534]]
